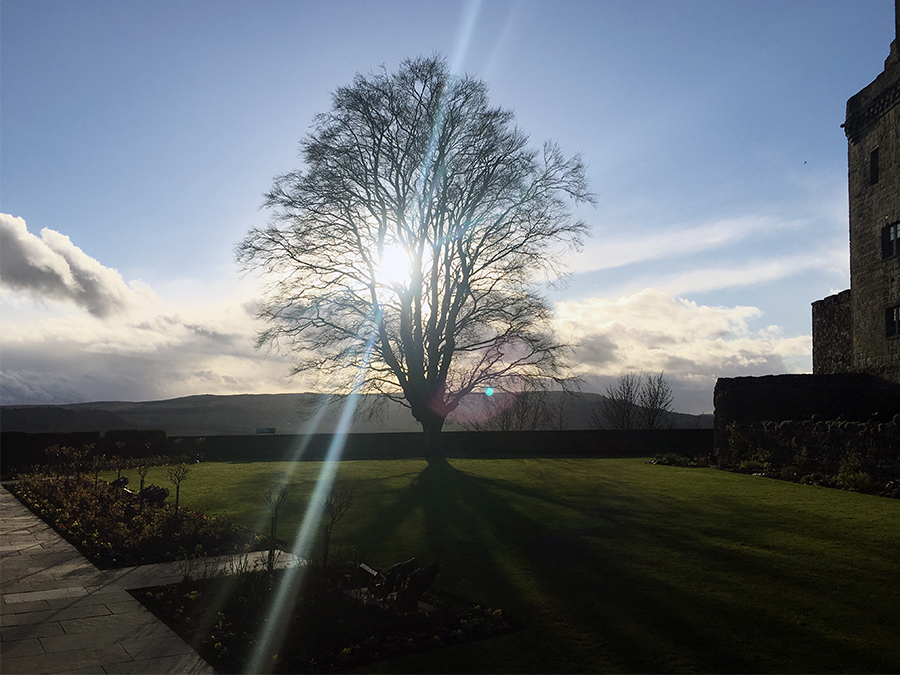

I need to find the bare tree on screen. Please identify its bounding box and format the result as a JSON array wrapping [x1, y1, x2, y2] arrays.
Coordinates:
[[166, 463, 191, 517], [136, 460, 150, 510], [237, 56, 593, 464], [638, 371, 675, 429], [593, 372, 643, 430], [592, 371, 675, 430], [458, 376, 576, 431], [320, 488, 352, 569], [262, 485, 289, 573]]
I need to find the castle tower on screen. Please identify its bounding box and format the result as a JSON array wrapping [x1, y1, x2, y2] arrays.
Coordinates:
[[813, 0, 900, 382]]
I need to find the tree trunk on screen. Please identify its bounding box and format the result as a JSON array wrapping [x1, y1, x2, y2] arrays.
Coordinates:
[[322, 526, 331, 568], [268, 515, 277, 573], [420, 414, 447, 465]]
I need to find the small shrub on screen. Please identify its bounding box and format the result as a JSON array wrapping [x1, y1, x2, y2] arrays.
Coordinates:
[[648, 453, 706, 468], [751, 447, 775, 473], [737, 460, 766, 474], [836, 453, 875, 493], [780, 466, 802, 482], [836, 470, 875, 493], [725, 422, 752, 465], [792, 446, 812, 473]]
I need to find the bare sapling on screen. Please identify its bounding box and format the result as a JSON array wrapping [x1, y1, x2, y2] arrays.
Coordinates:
[[262, 485, 289, 572]]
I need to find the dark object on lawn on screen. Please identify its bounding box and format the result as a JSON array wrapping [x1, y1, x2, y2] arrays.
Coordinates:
[[111, 476, 129, 489], [383, 557, 418, 594], [140, 484, 169, 505], [402, 561, 440, 607]]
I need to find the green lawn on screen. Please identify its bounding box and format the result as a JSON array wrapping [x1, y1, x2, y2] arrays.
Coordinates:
[[115, 458, 900, 673]]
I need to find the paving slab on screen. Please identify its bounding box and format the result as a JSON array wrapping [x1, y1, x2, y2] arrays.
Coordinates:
[[1, 486, 215, 675], [1, 485, 306, 674], [1, 644, 135, 675]]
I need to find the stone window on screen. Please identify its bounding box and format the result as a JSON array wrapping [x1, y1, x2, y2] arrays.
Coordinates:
[[869, 148, 880, 185], [883, 221, 900, 259], [887, 305, 900, 338]]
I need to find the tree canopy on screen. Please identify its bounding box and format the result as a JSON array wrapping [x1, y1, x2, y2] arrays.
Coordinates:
[[238, 56, 594, 461]]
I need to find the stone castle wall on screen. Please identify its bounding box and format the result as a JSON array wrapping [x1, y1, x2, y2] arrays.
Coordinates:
[[811, 290, 852, 374], [843, 41, 900, 381]]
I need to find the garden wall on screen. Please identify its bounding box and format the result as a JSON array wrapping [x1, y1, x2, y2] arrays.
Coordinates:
[[713, 373, 900, 455], [725, 417, 900, 483], [713, 373, 900, 483], [1, 431, 103, 474], [1, 428, 712, 475], [175, 429, 712, 463]]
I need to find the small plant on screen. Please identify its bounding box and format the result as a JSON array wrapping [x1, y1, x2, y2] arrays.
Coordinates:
[[751, 447, 775, 474], [90, 453, 106, 484], [837, 453, 874, 493], [792, 446, 812, 473], [737, 459, 766, 474], [137, 460, 150, 493], [320, 487, 352, 568], [724, 422, 752, 467], [780, 466, 802, 482], [262, 484, 289, 572], [167, 463, 192, 517]]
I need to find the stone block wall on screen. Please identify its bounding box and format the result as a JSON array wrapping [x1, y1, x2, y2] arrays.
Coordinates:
[[845, 45, 900, 382], [713, 373, 900, 463], [729, 417, 900, 484], [812, 290, 852, 374]]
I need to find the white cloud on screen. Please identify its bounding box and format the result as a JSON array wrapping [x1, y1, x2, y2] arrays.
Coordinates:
[[570, 215, 778, 274], [0, 218, 306, 405], [0, 281, 310, 406], [653, 246, 849, 297], [0, 213, 157, 318], [556, 288, 811, 412]]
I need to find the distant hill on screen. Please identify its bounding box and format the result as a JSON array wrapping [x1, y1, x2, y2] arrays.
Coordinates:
[[0, 392, 712, 436]]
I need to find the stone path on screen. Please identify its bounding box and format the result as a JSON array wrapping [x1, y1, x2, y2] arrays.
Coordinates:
[[1, 486, 300, 674]]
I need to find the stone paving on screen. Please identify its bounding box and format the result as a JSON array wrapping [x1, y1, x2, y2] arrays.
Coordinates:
[[1, 485, 300, 674]]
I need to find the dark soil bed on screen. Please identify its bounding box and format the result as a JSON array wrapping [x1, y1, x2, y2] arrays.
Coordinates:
[[133, 565, 522, 673]]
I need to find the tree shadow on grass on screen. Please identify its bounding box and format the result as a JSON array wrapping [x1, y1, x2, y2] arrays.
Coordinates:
[[360, 461, 898, 674]]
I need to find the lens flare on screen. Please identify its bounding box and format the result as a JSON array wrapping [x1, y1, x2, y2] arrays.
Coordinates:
[[245, 310, 382, 673]]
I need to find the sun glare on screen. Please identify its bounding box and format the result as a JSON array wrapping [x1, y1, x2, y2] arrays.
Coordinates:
[[376, 243, 413, 286]]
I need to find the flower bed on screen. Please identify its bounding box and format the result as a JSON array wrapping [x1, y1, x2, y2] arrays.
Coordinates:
[[135, 565, 522, 673], [9, 474, 264, 568]]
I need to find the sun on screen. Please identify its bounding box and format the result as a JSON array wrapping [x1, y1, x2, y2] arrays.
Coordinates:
[[376, 242, 413, 286]]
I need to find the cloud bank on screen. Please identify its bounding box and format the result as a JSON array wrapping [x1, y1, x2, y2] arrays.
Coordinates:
[[0, 214, 300, 405], [0, 215, 812, 413], [0, 299, 299, 405], [557, 289, 810, 412], [0, 213, 153, 317]]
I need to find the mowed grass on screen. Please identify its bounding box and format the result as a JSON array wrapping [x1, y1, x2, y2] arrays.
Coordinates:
[[117, 458, 900, 673]]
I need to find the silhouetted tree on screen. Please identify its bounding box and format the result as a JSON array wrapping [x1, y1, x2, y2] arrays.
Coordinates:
[[593, 371, 675, 430], [90, 453, 105, 484], [136, 460, 150, 509], [638, 371, 675, 429], [594, 372, 643, 430], [166, 463, 191, 517], [238, 56, 593, 464], [320, 488, 352, 569], [262, 485, 289, 573]]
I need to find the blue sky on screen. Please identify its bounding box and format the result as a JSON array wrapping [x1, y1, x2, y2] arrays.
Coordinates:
[[1, 0, 895, 412]]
